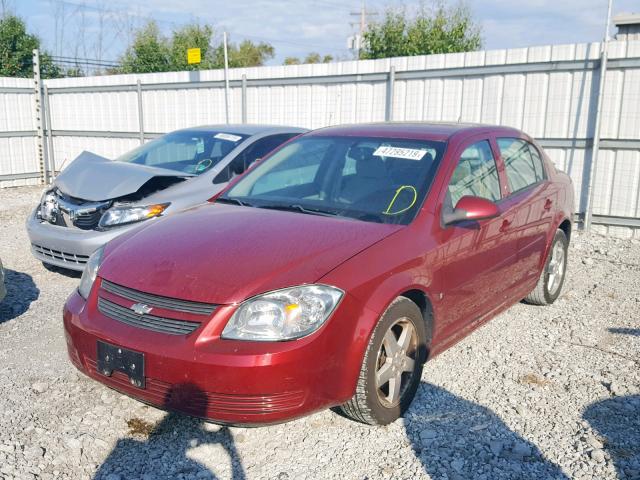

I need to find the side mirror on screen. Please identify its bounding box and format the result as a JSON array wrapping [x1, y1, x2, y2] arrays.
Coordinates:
[[442, 196, 500, 225]]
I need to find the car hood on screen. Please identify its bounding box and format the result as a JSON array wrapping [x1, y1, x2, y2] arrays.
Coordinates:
[[54, 151, 193, 202], [99, 203, 402, 304]]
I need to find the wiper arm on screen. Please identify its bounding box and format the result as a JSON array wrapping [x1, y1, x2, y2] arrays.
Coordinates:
[[258, 204, 340, 217], [216, 197, 251, 207]]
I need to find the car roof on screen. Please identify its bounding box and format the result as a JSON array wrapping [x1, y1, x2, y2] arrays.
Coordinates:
[[306, 122, 522, 142], [177, 124, 308, 136]]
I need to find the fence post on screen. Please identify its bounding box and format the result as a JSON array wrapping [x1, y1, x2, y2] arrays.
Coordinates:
[[385, 66, 395, 121], [32, 49, 50, 185], [241, 74, 247, 124], [136, 79, 144, 145], [584, 0, 613, 232], [43, 85, 55, 178]]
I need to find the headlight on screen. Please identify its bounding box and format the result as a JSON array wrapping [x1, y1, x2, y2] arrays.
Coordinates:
[[99, 203, 169, 228], [78, 246, 105, 299], [222, 285, 343, 341]]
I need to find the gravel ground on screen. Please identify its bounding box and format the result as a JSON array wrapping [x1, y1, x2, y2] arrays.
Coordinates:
[[0, 185, 638, 480]]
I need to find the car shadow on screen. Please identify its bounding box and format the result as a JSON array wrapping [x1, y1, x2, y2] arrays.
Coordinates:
[[42, 262, 82, 278], [608, 327, 640, 337], [0, 268, 40, 323], [583, 395, 640, 479], [93, 383, 246, 480], [404, 383, 569, 479]]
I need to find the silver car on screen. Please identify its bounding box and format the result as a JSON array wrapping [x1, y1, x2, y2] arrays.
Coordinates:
[[27, 124, 306, 271]]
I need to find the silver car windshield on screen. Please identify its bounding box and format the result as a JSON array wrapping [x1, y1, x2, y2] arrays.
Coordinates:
[[222, 136, 445, 225], [116, 131, 248, 175]]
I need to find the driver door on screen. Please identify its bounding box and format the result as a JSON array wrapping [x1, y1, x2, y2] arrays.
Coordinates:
[[432, 137, 519, 344]]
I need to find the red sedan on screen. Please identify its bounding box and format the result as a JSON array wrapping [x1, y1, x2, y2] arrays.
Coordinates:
[[63, 123, 574, 425]]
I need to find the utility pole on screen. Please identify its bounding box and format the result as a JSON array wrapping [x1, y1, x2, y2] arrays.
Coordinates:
[[349, 1, 377, 59]]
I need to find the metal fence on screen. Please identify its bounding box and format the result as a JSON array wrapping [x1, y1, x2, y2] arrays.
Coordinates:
[[1, 40, 639, 237]]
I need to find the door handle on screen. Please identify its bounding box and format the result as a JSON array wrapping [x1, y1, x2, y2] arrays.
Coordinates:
[[544, 198, 553, 211], [500, 219, 512, 232]]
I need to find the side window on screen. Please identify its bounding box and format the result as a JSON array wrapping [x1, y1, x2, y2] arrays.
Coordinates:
[[498, 138, 544, 193], [448, 140, 501, 206]]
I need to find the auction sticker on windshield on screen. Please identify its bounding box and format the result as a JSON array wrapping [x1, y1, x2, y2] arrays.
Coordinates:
[[215, 133, 243, 142], [373, 146, 427, 161]]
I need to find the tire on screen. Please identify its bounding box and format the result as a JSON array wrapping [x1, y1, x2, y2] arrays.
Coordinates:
[[338, 297, 428, 425], [525, 229, 568, 306]]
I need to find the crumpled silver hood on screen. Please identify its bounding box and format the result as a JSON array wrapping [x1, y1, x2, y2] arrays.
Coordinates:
[[53, 151, 193, 202]]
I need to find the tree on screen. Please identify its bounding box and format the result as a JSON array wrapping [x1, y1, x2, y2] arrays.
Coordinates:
[[0, 15, 60, 78], [360, 2, 482, 60], [216, 39, 275, 68], [170, 24, 216, 70], [283, 52, 333, 66], [119, 21, 171, 73], [118, 22, 275, 73]]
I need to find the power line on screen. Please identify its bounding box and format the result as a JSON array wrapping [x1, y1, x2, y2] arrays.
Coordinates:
[[51, 55, 120, 65]]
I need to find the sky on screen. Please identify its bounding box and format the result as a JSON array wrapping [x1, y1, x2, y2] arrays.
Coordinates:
[[6, 0, 640, 67]]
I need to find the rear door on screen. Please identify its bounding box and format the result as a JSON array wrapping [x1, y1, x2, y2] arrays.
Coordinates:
[[432, 136, 519, 344], [495, 138, 556, 287]]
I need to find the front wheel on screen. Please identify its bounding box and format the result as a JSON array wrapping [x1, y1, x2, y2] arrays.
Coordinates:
[[338, 297, 428, 425], [525, 229, 568, 306]]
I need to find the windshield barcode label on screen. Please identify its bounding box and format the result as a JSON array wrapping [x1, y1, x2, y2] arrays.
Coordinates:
[[373, 146, 427, 161], [215, 133, 243, 142]]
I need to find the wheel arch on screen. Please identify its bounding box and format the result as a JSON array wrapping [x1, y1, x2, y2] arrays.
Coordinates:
[[558, 218, 572, 244], [398, 288, 435, 358]]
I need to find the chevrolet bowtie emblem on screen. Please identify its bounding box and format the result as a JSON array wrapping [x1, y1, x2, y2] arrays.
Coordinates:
[[131, 303, 152, 315]]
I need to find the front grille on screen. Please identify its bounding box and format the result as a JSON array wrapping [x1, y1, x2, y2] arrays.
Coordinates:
[[32, 243, 90, 265], [73, 210, 102, 230], [101, 280, 217, 315], [97, 297, 201, 335], [83, 357, 305, 416]]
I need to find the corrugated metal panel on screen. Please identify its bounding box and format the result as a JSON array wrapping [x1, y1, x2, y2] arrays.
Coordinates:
[[0, 77, 38, 187]]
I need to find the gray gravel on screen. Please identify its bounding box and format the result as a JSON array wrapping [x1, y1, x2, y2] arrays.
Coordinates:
[[1, 185, 639, 480]]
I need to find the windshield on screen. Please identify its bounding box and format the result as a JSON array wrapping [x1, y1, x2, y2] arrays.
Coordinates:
[[116, 130, 248, 175], [222, 135, 445, 224]]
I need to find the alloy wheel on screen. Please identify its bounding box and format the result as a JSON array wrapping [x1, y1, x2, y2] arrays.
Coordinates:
[[375, 318, 418, 407], [547, 240, 566, 295]]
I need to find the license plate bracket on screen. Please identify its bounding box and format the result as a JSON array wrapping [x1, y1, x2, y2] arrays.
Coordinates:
[[96, 341, 145, 389]]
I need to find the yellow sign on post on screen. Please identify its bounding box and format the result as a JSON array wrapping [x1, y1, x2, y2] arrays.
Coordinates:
[[187, 48, 201, 64]]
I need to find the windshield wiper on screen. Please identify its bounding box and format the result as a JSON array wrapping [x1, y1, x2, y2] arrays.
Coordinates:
[[258, 204, 340, 217], [216, 197, 252, 207]]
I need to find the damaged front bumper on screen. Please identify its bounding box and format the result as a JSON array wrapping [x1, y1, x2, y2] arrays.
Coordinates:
[[26, 208, 140, 271]]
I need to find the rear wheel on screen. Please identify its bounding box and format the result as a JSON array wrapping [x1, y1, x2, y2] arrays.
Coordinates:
[[339, 297, 427, 425], [525, 229, 568, 306]]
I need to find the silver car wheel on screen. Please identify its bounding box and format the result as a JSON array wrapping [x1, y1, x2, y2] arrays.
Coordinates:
[[375, 317, 418, 408]]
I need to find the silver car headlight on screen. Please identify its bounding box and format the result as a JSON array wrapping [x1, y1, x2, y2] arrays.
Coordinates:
[[99, 203, 169, 228], [222, 285, 344, 341], [78, 246, 105, 299]]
